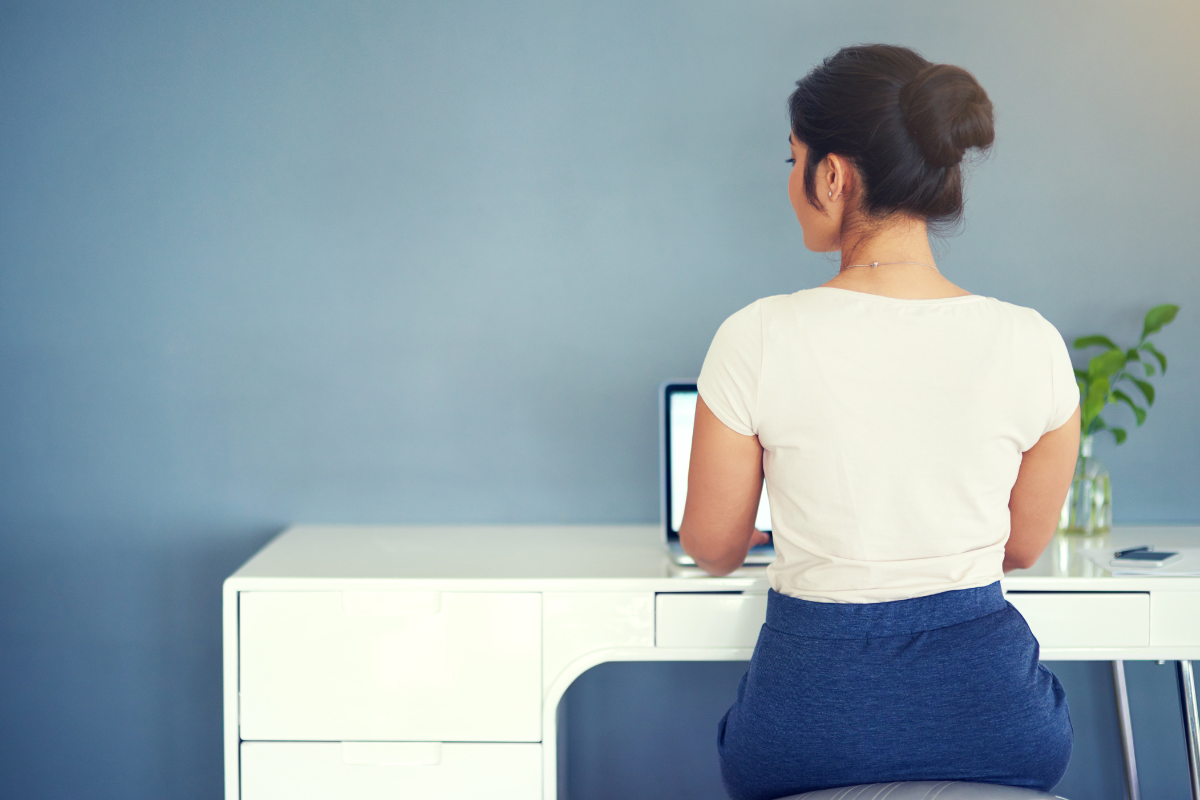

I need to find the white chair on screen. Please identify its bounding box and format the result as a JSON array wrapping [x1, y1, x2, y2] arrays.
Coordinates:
[[778, 782, 1067, 799]]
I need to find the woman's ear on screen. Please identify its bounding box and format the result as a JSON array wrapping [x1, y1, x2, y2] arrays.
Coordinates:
[[826, 153, 852, 201]]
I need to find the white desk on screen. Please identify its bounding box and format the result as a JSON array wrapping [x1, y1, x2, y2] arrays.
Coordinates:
[[223, 524, 1200, 800]]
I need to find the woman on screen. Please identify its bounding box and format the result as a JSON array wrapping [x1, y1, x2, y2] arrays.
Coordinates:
[[679, 44, 1080, 800]]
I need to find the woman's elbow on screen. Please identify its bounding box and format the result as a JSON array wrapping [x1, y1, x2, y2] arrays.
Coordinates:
[[695, 555, 740, 576], [680, 529, 741, 575], [1003, 550, 1039, 572]]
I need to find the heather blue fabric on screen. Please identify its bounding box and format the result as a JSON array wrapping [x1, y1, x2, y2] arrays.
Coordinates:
[[717, 583, 1072, 800]]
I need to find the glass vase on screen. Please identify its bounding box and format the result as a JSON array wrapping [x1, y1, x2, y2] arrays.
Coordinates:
[[1058, 434, 1112, 534]]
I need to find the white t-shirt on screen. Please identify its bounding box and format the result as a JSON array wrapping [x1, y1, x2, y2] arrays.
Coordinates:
[[697, 287, 1079, 603]]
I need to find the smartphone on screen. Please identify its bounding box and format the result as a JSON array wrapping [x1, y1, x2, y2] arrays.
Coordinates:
[[1110, 550, 1182, 567]]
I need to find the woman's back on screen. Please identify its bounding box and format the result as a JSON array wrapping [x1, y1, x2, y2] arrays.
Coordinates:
[[699, 287, 1078, 602]]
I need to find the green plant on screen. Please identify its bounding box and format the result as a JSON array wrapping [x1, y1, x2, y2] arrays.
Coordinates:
[[1073, 304, 1180, 444]]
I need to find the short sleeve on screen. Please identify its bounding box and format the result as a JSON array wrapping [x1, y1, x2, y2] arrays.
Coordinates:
[[1039, 314, 1080, 435], [697, 301, 762, 436]]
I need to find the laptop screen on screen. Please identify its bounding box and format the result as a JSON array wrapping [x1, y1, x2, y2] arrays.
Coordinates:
[[664, 383, 771, 536]]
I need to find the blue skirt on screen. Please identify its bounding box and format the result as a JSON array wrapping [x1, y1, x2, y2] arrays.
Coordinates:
[[717, 583, 1072, 800]]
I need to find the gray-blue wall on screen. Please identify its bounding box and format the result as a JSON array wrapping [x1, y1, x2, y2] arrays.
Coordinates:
[[2, 1, 1197, 798]]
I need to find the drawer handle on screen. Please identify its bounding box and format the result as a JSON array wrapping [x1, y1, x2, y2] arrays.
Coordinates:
[[341, 591, 441, 616], [342, 742, 442, 766]]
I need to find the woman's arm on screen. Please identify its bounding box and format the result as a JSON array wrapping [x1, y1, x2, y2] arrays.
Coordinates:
[[1005, 405, 1081, 571], [679, 396, 770, 575]]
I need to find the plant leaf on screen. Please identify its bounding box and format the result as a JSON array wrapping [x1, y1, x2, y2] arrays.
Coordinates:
[[1074, 335, 1119, 350], [1140, 341, 1168, 374], [1142, 304, 1179, 339], [1131, 378, 1156, 407], [1112, 390, 1147, 426], [1142, 361, 1156, 377], [1073, 368, 1089, 381], [1110, 426, 1127, 445], [1082, 376, 1110, 422], [1087, 349, 1126, 380], [1125, 349, 1140, 361]]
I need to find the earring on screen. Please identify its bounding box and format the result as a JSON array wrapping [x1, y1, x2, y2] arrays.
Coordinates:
[[828, 190, 833, 198]]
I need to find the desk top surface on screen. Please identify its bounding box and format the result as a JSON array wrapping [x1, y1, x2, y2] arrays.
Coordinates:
[[228, 524, 1200, 592]]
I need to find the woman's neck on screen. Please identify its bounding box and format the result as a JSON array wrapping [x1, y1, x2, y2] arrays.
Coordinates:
[[822, 217, 971, 300]]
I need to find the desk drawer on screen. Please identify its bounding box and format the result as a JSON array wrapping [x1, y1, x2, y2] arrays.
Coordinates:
[[241, 742, 540, 800], [239, 592, 541, 741], [1006, 592, 1149, 649], [656, 592, 767, 648]]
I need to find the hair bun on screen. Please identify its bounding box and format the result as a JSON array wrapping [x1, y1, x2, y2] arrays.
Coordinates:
[[899, 63, 994, 168]]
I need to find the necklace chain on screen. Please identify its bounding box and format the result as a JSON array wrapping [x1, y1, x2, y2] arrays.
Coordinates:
[[843, 260, 939, 273]]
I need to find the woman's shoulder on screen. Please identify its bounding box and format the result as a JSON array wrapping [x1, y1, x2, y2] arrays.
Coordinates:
[[984, 297, 1067, 338], [714, 292, 805, 336], [752, 288, 837, 313]]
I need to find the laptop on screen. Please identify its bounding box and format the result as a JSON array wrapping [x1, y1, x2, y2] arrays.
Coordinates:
[[660, 380, 775, 566]]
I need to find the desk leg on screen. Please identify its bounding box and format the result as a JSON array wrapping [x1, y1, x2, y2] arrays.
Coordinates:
[[1112, 660, 1140, 800], [1179, 661, 1200, 800]]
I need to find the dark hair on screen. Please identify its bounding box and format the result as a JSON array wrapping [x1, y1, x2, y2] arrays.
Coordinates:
[[789, 44, 994, 231]]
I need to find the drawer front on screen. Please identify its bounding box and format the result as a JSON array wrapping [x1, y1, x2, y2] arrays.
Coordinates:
[[1151, 592, 1200, 646], [1006, 592, 1150, 649], [656, 592, 767, 648], [239, 592, 541, 741], [241, 742, 541, 800]]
